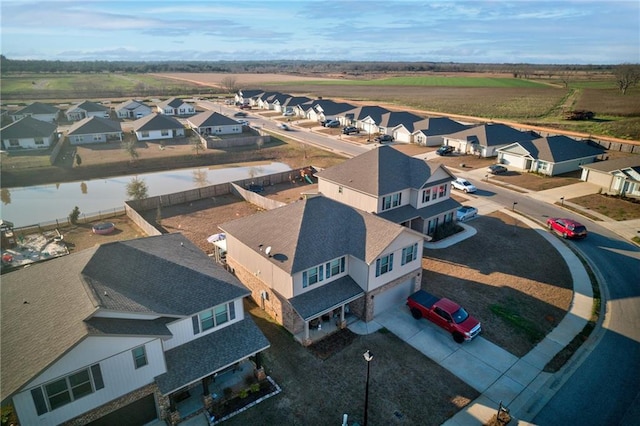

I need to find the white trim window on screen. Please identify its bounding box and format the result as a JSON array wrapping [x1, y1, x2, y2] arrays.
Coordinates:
[[422, 188, 431, 203], [401, 243, 418, 265], [31, 364, 104, 415], [161, 129, 169, 136], [192, 302, 236, 334], [132, 346, 148, 369], [382, 193, 402, 211], [375, 253, 394, 277], [303, 264, 323, 288]]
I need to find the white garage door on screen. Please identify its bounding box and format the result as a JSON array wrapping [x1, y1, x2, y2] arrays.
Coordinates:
[[373, 279, 414, 316]]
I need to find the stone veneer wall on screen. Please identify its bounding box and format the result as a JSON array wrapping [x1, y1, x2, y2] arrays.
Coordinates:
[[62, 383, 165, 426], [227, 258, 305, 334]]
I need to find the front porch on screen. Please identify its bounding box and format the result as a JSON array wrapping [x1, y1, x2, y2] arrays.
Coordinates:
[[293, 308, 360, 345]]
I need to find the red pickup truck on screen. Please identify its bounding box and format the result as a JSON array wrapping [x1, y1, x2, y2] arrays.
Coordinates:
[[407, 290, 482, 343]]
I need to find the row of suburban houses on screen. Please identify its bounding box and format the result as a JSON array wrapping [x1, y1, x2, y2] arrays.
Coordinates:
[[1, 91, 637, 425]]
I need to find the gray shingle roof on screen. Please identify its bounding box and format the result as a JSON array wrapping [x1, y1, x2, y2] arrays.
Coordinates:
[[377, 197, 461, 223], [0, 116, 57, 139], [157, 97, 188, 109], [69, 100, 110, 113], [187, 111, 239, 128], [115, 99, 149, 112], [1, 233, 250, 401], [312, 100, 356, 116], [1, 248, 99, 401], [82, 234, 249, 315], [509, 135, 604, 162], [85, 317, 175, 337], [155, 316, 270, 394], [316, 145, 454, 196], [343, 105, 391, 123], [67, 116, 122, 135], [447, 123, 536, 147], [133, 113, 184, 131], [220, 196, 409, 274], [580, 157, 640, 172], [379, 111, 424, 129], [11, 102, 59, 116], [412, 117, 469, 136], [289, 276, 364, 320]]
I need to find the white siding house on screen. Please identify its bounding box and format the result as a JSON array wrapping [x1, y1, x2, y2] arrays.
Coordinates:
[[65, 101, 111, 121], [156, 98, 196, 116], [1, 234, 270, 426], [316, 145, 461, 238], [132, 113, 185, 141], [115, 100, 153, 119], [1, 116, 57, 150], [10, 102, 60, 123], [67, 116, 123, 145], [220, 195, 424, 345], [186, 111, 243, 136]]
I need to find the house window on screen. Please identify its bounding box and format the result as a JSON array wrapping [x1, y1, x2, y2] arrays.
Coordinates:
[[382, 193, 402, 211], [35, 364, 103, 414], [34, 137, 44, 145], [439, 185, 447, 198], [422, 189, 431, 203], [402, 243, 418, 265], [161, 129, 169, 136], [74, 136, 83, 143], [132, 346, 148, 369], [375, 253, 394, 277], [445, 212, 454, 223], [141, 131, 149, 138], [325, 256, 346, 279], [303, 264, 325, 288], [93, 135, 101, 141], [197, 302, 236, 333], [9, 139, 19, 147]]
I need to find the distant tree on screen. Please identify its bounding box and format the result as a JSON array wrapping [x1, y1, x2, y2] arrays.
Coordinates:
[[614, 64, 640, 95], [80, 182, 88, 194], [1, 188, 11, 205], [220, 76, 240, 93], [69, 206, 81, 224], [75, 153, 82, 166], [121, 140, 139, 163], [191, 137, 203, 156], [192, 169, 209, 187], [126, 177, 148, 200]]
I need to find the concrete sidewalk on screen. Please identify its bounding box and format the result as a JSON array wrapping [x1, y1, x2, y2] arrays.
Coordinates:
[[349, 199, 595, 425]]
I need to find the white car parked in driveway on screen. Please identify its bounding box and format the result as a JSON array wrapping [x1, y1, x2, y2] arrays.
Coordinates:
[[452, 178, 477, 193], [456, 205, 478, 222]]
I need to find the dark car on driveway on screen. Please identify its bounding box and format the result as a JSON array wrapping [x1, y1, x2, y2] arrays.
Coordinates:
[[436, 145, 454, 156], [342, 126, 360, 135], [234, 111, 248, 117], [487, 164, 508, 174], [546, 218, 588, 239], [374, 134, 394, 143]]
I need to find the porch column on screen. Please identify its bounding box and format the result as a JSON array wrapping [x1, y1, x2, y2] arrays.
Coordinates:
[[304, 320, 310, 341]]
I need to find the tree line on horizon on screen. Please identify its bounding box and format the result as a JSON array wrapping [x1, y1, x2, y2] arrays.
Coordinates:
[[0, 55, 620, 77]]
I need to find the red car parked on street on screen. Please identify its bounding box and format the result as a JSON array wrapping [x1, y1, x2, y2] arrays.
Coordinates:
[[546, 217, 588, 239]]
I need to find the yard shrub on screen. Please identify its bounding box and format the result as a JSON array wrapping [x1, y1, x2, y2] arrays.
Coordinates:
[[69, 206, 81, 224]]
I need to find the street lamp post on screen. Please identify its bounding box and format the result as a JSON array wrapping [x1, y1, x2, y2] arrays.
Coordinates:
[[560, 196, 565, 207], [363, 350, 373, 426], [512, 201, 518, 211]]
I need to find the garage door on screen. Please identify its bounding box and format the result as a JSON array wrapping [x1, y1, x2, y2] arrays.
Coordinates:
[[87, 393, 157, 426], [373, 279, 414, 316]]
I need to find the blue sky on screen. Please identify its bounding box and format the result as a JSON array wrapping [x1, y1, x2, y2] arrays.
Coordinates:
[[1, 0, 638, 64]]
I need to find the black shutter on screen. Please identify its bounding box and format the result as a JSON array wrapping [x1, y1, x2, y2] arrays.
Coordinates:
[[229, 302, 236, 320], [91, 364, 104, 390], [31, 387, 48, 415], [192, 315, 200, 334]]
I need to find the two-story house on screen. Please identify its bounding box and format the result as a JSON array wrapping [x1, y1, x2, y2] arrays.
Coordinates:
[[219, 196, 425, 345], [1, 233, 270, 426], [156, 98, 196, 116], [316, 145, 461, 238]]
